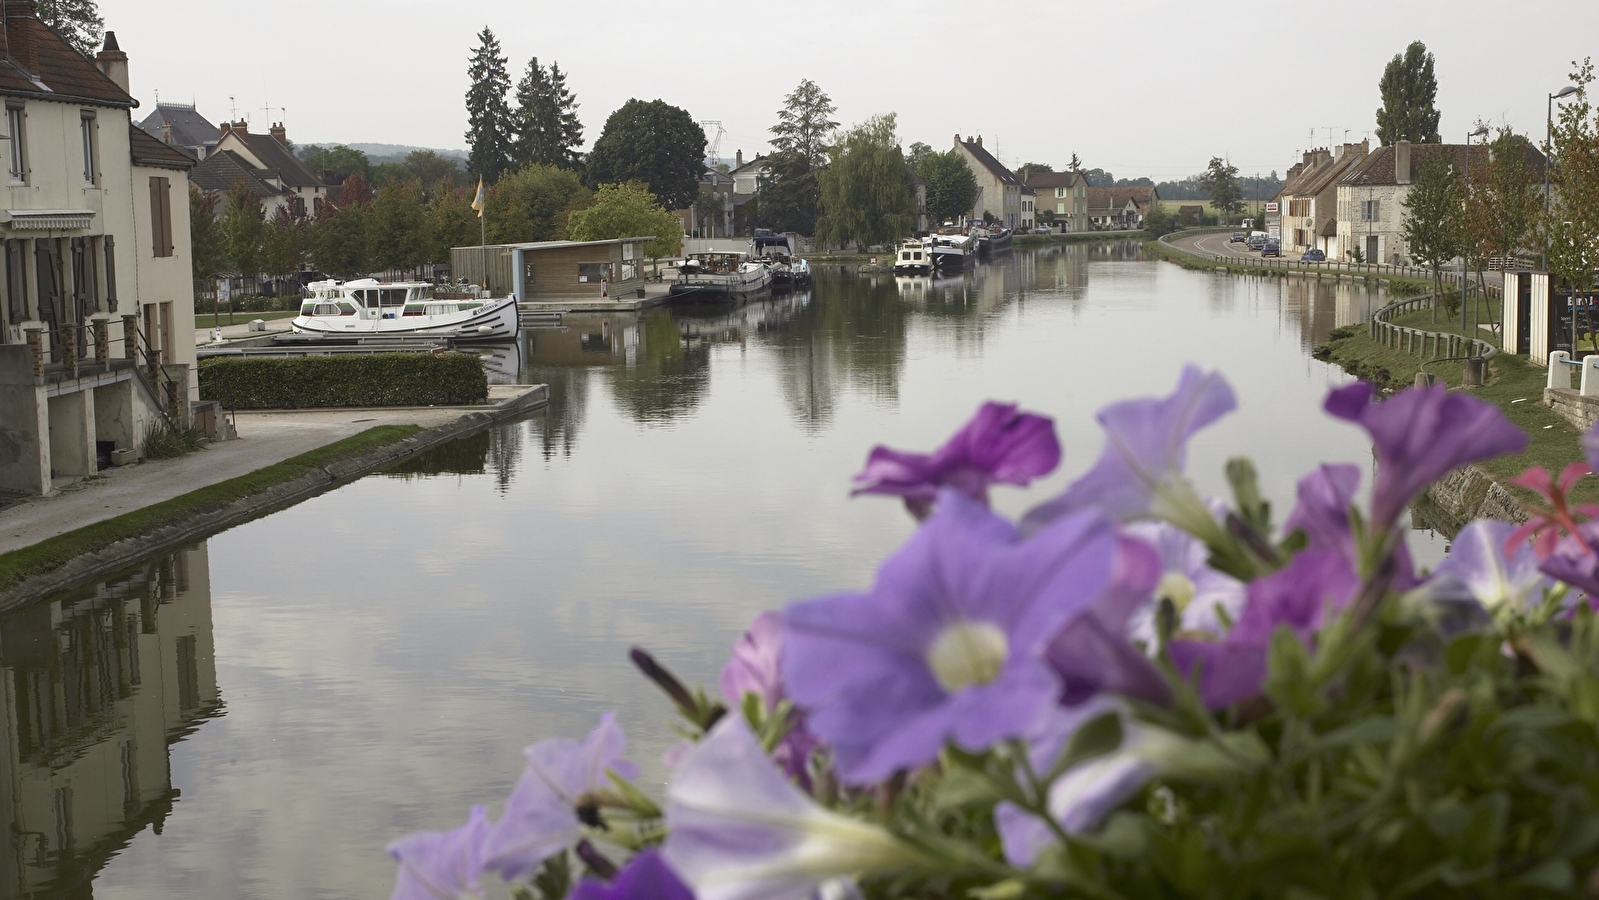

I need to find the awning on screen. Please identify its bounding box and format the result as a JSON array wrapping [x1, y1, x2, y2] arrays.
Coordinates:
[[2, 209, 96, 230]]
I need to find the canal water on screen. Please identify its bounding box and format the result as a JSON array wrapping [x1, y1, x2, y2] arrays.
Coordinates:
[[0, 244, 1442, 899]]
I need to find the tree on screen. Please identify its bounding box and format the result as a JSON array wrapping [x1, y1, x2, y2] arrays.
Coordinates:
[[815, 113, 916, 250], [1200, 157, 1243, 225], [426, 181, 480, 264], [298, 145, 372, 183], [1400, 154, 1464, 321], [1069, 153, 1082, 171], [1020, 162, 1055, 173], [1464, 130, 1542, 271], [465, 27, 514, 181], [367, 179, 429, 273], [584, 99, 705, 210], [907, 142, 935, 170], [1544, 59, 1599, 297], [770, 79, 837, 168], [189, 186, 225, 280], [484, 163, 590, 244], [1083, 167, 1116, 187], [260, 207, 309, 283], [761, 151, 822, 235], [918, 149, 980, 225], [1375, 40, 1442, 145], [309, 178, 375, 277], [219, 183, 266, 279], [511, 58, 584, 170], [566, 181, 684, 260], [403, 151, 464, 188], [38, 0, 101, 56], [1142, 202, 1178, 238]]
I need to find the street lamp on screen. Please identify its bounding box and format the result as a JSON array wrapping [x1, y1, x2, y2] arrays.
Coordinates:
[[1546, 85, 1580, 269], [1464, 123, 1489, 336]]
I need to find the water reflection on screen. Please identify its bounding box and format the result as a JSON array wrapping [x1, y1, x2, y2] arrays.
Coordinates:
[[0, 547, 217, 899]]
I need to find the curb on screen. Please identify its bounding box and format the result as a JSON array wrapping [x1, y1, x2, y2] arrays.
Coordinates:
[[0, 386, 547, 614]]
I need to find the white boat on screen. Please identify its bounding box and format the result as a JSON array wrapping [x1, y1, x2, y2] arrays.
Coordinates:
[[928, 233, 974, 270], [893, 238, 933, 274], [291, 279, 519, 341], [670, 252, 772, 304]]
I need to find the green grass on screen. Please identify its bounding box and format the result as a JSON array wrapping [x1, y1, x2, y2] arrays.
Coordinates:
[[194, 309, 298, 329], [0, 425, 422, 591], [1314, 326, 1595, 507]]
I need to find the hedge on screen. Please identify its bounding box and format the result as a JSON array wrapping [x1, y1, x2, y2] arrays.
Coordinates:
[[199, 353, 488, 409]]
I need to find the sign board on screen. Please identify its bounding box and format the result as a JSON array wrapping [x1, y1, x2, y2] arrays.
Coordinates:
[[623, 243, 635, 261], [218, 279, 232, 303], [1268, 226, 1281, 240], [1265, 202, 1279, 213]]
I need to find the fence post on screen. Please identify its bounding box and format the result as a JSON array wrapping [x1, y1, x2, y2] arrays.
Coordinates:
[[122, 314, 137, 360], [61, 323, 77, 377], [24, 325, 43, 377], [93, 318, 109, 366]]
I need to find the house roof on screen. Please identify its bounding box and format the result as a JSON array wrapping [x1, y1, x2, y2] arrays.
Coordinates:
[[129, 125, 195, 171], [191, 150, 283, 199], [0, 9, 136, 107], [1340, 143, 1469, 187], [137, 104, 220, 152], [729, 154, 770, 176], [960, 140, 1020, 186], [1019, 169, 1089, 190], [236, 132, 323, 189], [1283, 150, 1362, 200], [1086, 186, 1157, 211]]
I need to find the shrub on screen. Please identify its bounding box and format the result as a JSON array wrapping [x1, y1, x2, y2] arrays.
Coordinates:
[[141, 419, 207, 459], [199, 353, 487, 409]]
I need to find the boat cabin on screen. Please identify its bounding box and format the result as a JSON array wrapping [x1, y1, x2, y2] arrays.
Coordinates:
[[680, 253, 746, 275], [299, 280, 486, 320]]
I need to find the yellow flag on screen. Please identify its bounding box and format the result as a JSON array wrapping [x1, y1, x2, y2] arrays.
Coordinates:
[[471, 177, 485, 217]]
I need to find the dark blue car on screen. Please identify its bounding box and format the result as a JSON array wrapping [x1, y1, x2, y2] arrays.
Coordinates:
[[1300, 249, 1326, 262], [1261, 241, 1281, 258]]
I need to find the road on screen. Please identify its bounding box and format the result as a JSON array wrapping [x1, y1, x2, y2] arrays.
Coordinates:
[[1168, 229, 1264, 260]]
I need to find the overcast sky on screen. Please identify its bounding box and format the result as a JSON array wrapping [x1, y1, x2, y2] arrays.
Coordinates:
[[109, 0, 1597, 179]]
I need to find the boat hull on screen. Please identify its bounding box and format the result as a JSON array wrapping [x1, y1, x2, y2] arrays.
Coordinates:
[[291, 296, 520, 342]]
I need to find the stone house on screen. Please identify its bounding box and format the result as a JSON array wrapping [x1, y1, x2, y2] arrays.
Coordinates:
[[1085, 186, 1159, 230], [0, 12, 200, 496], [1018, 167, 1090, 232], [676, 167, 735, 238], [728, 150, 770, 197], [956, 135, 1030, 230], [1279, 141, 1367, 258], [1336, 140, 1465, 265], [193, 119, 327, 219]]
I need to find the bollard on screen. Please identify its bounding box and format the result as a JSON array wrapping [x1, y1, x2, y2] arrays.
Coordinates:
[[1581, 356, 1599, 397], [1550, 351, 1573, 390], [1463, 357, 1484, 387], [1415, 372, 1436, 389]]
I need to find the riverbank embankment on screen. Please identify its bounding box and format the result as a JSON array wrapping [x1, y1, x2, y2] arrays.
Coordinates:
[[0, 383, 548, 611]]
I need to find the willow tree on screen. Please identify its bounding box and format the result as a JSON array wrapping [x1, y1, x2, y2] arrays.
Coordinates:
[[816, 114, 916, 251]]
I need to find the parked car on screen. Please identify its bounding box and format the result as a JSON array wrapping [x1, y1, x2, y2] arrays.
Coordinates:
[[1032, 226, 1053, 235], [1300, 249, 1326, 262], [1262, 241, 1281, 257], [1230, 231, 1247, 243], [1247, 234, 1268, 251]]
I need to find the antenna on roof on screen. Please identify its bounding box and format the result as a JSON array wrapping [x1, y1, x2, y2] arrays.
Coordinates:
[[154, 88, 160, 105], [229, 96, 237, 119], [1322, 126, 1339, 146]]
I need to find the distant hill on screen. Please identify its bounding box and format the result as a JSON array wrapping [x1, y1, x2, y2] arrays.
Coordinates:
[[302, 142, 469, 165]]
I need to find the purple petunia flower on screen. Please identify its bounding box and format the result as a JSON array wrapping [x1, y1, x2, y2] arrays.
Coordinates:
[[1169, 549, 1360, 709], [1022, 365, 1236, 543], [1282, 463, 1421, 590], [1418, 519, 1550, 612], [387, 805, 491, 900], [1122, 521, 1247, 648], [1539, 521, 1599, 596], [852, 401, 1061, 513], [1324, 381, 1526, 530], [1044, 533, 1172, 707], [718, 611, 820, 785], [481, 714, 640, 882], [663, 717, 923, 900], [993, 700, 1184, 867], [571, 850, 695, 900], [783, 490, 1118, 784]]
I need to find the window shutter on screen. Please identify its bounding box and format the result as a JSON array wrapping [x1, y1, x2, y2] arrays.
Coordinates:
[[149, 177, 163, 256], [3, 240, 21, 325], [34, 239, 57, 325], [159, 178, 173, 257], [103, 235, 117, 312]]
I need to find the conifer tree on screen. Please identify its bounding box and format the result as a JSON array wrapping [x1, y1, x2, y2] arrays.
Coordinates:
[[511, 59, 584, 170], [465, 28, 513, 181], [546, 63, 584, 169], [38, 0, 102, 57]]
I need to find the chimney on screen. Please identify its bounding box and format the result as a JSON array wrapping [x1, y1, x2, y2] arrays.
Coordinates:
[[7, 0, 39, 73], [218, 122, 232, 139], [975, 135, 982, 147], [954, 132, 961, 147], [1394, 140, 1412, 185], [160, 121, 173, 144], [270, 122, 286, 144], [95, 30, 129, 93], [231, 119, 249, 135], [735, 149, 743, 168]]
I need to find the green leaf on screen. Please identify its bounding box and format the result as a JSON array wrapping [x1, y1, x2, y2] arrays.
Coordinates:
[[607, 769, 663, 819], [1264, 626, 1324, 717], [1072, 811, 1150, 861], [1305, 716, 1403, 756], [1514, 857, 1574, 891], [1047, 712, 1122, 782], [1225, 456, 1272, 534], [930, 766, 1003, 813], [967, 879, 1026, 900], [1445, 632, 1491, 674]]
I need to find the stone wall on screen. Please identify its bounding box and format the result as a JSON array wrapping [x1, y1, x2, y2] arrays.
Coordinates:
[[1415, 464, 1527, 536], [1544, 387, 1599, 432]]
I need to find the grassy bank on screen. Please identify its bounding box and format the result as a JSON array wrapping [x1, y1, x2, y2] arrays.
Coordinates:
[[195, 309, 298, 329], [1313, 325, 1593, 504], [0, 425, 422, 590], [1150, 237, 1444, 294], [1014, 230, 1145, 247]]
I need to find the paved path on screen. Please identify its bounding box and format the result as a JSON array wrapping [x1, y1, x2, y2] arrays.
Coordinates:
[[0, 384, 539, 556]]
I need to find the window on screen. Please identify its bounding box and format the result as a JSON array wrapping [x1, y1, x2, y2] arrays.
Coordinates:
[[1054, 187, 1066, 199], [79, 110, 96, 185], [1056, 203, 1066, 215], [148, 177, 174, 257], [1361, 199, 1380, 222], [578, 262, 611, 283], [6, 102, 23, 182]]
